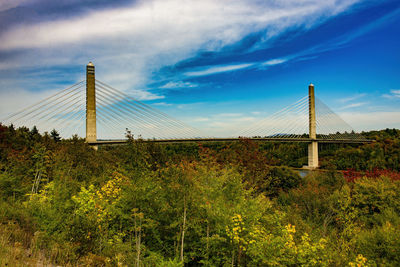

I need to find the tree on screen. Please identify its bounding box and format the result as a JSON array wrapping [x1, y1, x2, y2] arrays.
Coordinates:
[[50, 129, 61, 142], [30, 125, 39, 136]]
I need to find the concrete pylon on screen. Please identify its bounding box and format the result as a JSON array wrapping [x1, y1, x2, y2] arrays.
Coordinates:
[[86, 62, 97, 143], [307, 83, 318, 168], [307, 84, 319, 169]]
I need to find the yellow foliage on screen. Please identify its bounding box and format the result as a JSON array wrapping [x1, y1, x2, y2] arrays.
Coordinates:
[[349, 254, 369, 267], [72, 172, 129, 225]]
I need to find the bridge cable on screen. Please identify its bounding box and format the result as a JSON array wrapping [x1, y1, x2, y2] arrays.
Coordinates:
[[95, 80, 205, 138], [96, 88, 186, 138], [237, 96, 308, 138], [95, 86, 196, 139], [10, 84, 84, 126], [95, 82, 201, 138], [2, 81, 84, 122], [96, 94, 170, 139], [237, 95, 308, 137]]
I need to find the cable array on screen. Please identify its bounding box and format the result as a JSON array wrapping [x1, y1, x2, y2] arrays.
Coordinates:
[[1, 81, 86, 138], [315, 97, 367, 141], [1, 79, 367, 142], [236, 95, 367, 141], [95, 80, 205, 140], [236, 96, 309, 138]]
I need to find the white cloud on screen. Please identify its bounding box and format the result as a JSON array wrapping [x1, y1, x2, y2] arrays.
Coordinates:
[[183, 57, 288, 77], [185, 63, 253, 77], [159, 81, 198, 89], [0, 1, 360, 52], [0, 0, 362, 117], [338, 93, 367, 103], [129, 90, 165, 101], [262, 58, 287, 66], [0, 0, 362, 75], [382, 89, 400, 99], [340, 102, 368, 110], [152, 102, 173, 106]]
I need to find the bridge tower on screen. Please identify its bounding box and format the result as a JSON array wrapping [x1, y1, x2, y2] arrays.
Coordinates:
[[86, 62, 97, 143], [307, 83, 318, 169]]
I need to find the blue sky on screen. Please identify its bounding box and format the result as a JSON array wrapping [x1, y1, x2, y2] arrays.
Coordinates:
[[0, 0, 399, 136]]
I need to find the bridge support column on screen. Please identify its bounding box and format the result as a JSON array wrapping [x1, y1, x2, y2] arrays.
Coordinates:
[[308, 141, 318, 168], [307, 83, 318, 169], [86, 62, 97, 144]]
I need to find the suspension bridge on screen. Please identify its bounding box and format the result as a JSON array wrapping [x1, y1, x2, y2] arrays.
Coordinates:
[[1, 62, 371, 169]]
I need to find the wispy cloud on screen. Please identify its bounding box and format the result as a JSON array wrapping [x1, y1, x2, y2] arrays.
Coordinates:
[[152, 102, 173, 107], [340, 102, 368, 109], [382, 89, 400, 99], [128, 90, 165, 101], [0, 1, 361, 85], [183, 58, 288, 77], [0, 0, 363, 117], [176, 102, 205, 110], [159, 81, 198, 89], [262, 58, 287, 66], [185, 63, 253, 77], [338, 93, 367, 103]]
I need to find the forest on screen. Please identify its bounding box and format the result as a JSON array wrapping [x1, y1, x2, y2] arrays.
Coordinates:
[[0, 123, 399, 266]]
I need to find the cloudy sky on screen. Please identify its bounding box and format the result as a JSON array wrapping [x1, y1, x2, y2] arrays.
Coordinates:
[[0, 0, 399, 136]]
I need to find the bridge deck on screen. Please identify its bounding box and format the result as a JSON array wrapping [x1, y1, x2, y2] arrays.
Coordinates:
[[89, 137, 373, 145]]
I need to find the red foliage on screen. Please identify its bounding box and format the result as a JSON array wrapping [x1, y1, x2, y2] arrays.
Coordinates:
[[343, 168, 400, 183], [342, 169, 360, 183]]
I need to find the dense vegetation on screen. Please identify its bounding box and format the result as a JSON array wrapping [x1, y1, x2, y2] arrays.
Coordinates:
[[0, 124, 399, 266]]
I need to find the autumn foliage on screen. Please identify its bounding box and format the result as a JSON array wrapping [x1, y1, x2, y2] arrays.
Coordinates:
[[0, 124, 399, 266]]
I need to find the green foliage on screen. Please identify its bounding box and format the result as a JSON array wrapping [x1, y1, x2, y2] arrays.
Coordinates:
[[351, 177, 400, 226], [0, 124, 399, 265], [355, 221, 400, 266], [50, 129, 61, 142], [247, 223, 332, 266], [321, 129, 400, 171], [258, 166, 302, 197]]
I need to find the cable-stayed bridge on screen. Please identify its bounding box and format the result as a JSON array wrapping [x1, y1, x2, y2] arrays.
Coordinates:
[[1, 62, 371, 169]]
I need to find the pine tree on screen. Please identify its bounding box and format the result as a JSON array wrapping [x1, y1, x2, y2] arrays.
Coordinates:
[[50, 129, 61, 142]]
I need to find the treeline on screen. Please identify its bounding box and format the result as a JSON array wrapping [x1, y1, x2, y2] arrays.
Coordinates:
[[144, 128, 400, 171], [0, 124, 399, 266]]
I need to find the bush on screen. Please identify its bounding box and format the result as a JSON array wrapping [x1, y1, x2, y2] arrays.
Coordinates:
[[257, 166, 302, 197], [351, 176, 400, 226], [355, 222, 400, 266]]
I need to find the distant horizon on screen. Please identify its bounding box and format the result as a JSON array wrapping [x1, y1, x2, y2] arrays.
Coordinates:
[[0, 0, 399, 136]]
